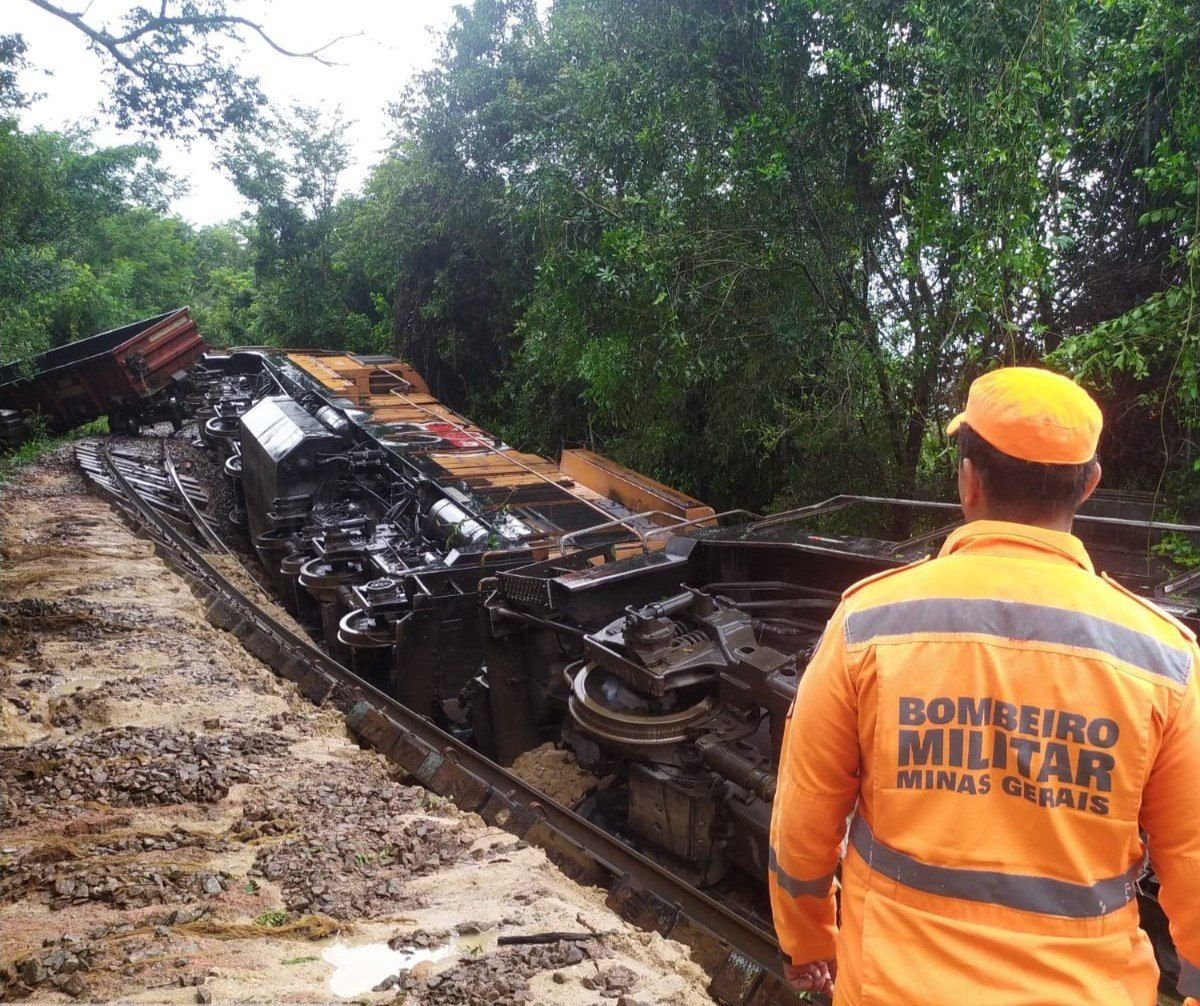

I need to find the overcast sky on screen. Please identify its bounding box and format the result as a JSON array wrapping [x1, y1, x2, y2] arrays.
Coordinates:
[[8, 0, 465, 226]]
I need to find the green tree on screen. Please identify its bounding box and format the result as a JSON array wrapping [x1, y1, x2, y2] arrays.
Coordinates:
[[0, 125, 190, 364], [1052, 0, 1200, 496], [188, 223, 255, 345], [0, 34, 28, 112], [365, 0, 1199, 513], [348, 0, 544, 406], [223, 107, 378, 349]]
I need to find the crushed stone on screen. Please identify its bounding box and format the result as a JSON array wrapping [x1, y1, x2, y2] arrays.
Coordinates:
[[0, 449, 718, 1005]]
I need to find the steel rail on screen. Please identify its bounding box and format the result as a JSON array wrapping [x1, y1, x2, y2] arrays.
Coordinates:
[[163, 447, 230, 556], [87, 441, 797, 1006]]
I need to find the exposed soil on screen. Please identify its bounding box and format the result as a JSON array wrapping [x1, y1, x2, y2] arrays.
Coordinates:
[[509, 744, 603, 809], [0, 446, 717, 1005], [204, 553, 310, 640]]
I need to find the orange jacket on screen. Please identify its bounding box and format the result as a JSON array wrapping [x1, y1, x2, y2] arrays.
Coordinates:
[[769, 520, 1200, 1005]]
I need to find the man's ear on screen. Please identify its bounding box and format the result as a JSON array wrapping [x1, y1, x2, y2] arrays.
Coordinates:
[[1080, 461, 1102, 505], [958, 456, 984, 517]]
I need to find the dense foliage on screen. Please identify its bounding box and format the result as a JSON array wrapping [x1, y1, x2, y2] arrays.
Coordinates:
[[337, 0, 1200, 509], [0, 117, 253, 364], [3, 0, 1198, 512]]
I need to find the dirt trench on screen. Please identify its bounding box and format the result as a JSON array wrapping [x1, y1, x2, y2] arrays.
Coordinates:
[[0, 448, 717, 1006]]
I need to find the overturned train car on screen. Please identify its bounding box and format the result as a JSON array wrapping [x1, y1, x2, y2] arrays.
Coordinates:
[[193, 348, 715, 742], [0, 309, 206, 443], [194, 348, 1200, 975], [197, 350, 1200, 879]]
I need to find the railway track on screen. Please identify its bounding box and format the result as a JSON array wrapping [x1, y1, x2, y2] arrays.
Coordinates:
[[74, 436, 802, 1006]]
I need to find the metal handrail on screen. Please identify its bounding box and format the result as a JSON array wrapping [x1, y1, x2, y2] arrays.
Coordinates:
[[640, 507, 763, 546], [744, 495, 870, 532], [558, 509, 688, 554], [749, 493, 1200, 538]]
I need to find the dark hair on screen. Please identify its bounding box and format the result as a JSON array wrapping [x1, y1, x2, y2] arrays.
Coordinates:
[[956, 423, 1098, 522]]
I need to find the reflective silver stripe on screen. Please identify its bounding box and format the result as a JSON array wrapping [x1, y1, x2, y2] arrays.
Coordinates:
[[849, 817, 1141, 918], [1180, 956, 1200, 997], [768, 847, 834, 898], [844, 598, 1192, 685]]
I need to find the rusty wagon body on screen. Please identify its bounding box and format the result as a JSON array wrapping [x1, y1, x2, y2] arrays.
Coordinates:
[[0, 308, 207, 440]]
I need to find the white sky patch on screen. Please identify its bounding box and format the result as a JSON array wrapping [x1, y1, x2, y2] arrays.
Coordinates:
[[8, 0, 464, 226]]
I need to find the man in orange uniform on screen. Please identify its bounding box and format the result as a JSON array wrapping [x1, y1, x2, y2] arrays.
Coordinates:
[[769, 367, 1200, 1005]]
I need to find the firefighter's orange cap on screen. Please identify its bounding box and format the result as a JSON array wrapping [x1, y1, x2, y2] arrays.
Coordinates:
[[946, 367, 1101, 464]]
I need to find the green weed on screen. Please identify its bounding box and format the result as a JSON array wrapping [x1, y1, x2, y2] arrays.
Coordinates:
[[1154, 531, 1200, 571], [254, 910, 288, 927], [0, 415, 109, 485]]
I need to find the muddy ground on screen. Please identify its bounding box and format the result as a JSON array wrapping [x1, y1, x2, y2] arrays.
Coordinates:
[[0, 448, 717, 1005]]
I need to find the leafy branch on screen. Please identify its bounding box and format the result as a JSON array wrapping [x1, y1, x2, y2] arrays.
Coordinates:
[[21, 0, 360, 138]]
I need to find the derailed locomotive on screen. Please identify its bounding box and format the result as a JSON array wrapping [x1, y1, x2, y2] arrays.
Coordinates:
[[193, 347, 1200, 925]]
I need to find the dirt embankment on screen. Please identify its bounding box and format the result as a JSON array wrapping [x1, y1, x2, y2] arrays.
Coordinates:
[[0, 448, 717, 1006], [509, 744, 603, 809]]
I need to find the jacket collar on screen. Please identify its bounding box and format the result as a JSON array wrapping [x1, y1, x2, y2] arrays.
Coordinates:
[[938, 519, 1095, 574]]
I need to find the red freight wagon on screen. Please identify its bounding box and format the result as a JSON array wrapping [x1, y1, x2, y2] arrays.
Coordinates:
[[0, 308, 208, 440]]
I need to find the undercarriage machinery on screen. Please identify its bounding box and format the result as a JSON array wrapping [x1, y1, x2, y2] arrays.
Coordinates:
[[189, 346, 1199, 983]]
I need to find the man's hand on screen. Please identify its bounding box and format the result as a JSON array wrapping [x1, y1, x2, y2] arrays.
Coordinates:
[[784, 958, 836, 994]]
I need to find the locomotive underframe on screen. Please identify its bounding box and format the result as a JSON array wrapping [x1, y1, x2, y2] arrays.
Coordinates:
[[186, 347, 1199, 979]]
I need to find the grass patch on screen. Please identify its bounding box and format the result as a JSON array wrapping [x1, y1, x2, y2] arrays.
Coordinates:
[[352, 845, 398, 868], [280, 955, 319, 965], [0, 416, 108, 485], [254, 910, 288, 927]]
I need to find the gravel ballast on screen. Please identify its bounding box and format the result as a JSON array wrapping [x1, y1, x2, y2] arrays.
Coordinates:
[[0, 448, 718, 1005]]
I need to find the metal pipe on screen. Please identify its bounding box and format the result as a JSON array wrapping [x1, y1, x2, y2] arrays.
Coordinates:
[[488, 603, 587, 638], [636, 590, 696, 620], [696, 737, 777, 800]]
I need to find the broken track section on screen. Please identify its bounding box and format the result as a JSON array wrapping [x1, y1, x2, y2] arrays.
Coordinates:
[[76, 437, 793, 1006], [0, 450, 717, 1005]]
